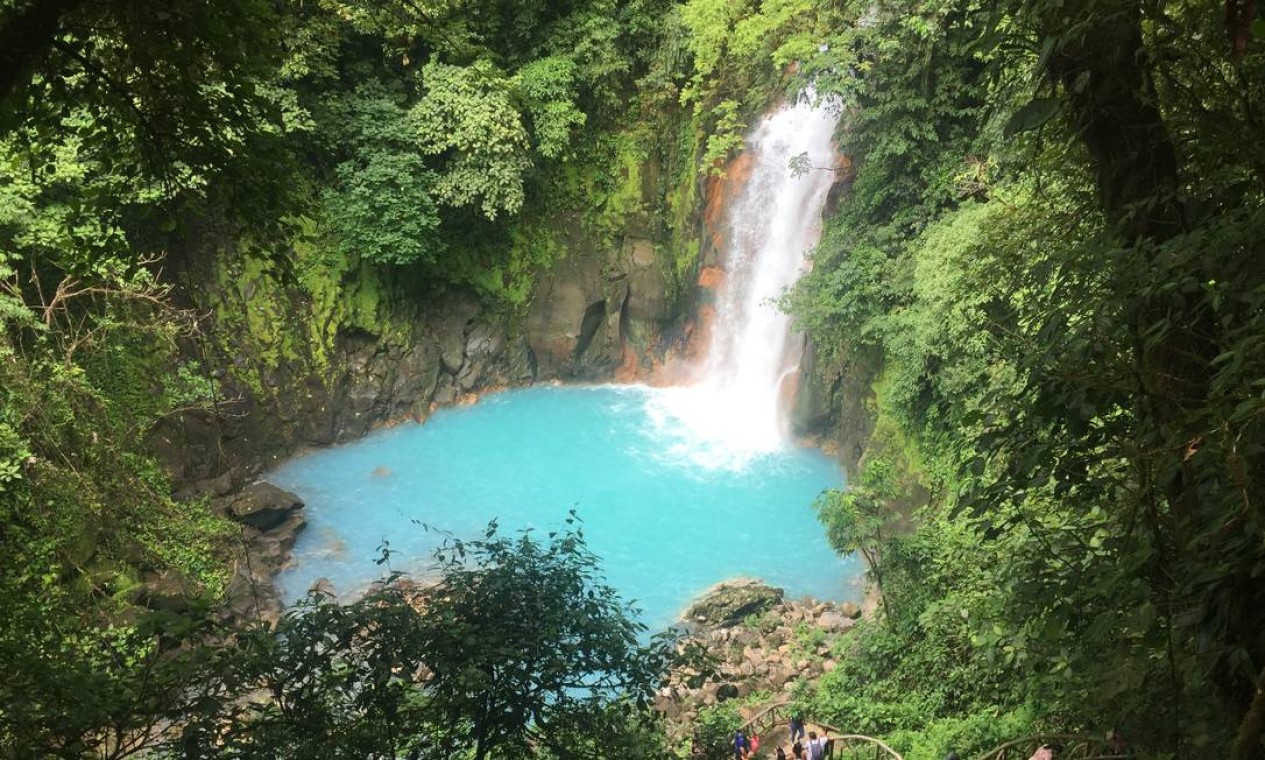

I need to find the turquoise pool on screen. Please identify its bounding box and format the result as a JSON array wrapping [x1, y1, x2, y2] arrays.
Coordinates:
[[271, 385, 860, 630]]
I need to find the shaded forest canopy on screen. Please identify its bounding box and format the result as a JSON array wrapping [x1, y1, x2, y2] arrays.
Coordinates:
[[1, 0, 1264, 758]]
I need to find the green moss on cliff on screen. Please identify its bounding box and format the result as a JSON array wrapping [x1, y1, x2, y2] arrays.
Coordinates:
[[205, 222, 408, 397]]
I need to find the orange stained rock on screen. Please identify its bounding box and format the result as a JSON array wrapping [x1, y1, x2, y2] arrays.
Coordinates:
[[703, 151, 757, 255], [835, 153, 854, 176], [614, 343, 642, 383], [698, 266, 725, 290]]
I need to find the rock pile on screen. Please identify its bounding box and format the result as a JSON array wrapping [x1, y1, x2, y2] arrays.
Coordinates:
[[659, 580, 862, 726], [214, 481, 308, 625]]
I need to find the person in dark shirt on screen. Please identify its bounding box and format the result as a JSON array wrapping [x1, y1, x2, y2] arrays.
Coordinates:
[[790, 714, 806, 743]]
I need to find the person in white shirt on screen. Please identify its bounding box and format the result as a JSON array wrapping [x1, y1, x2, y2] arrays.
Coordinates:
[[806, 731, 828, 760]]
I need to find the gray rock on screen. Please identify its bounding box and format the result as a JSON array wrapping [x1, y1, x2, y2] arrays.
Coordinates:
[[439, 328, 466, 374], [133, 569, 196, 612], [251, 511, 308, 571], [682, 580, 784, 628], [816, 610, 855, 632], [455, 321, 507, 391], [225, 563, 283, 627], [225, 482, 304, 531], [433, 376, 456, 405], [465, 321, 504, 360]]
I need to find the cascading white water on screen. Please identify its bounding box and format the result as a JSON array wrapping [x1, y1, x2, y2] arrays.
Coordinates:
[[649, 94, 840, 468]]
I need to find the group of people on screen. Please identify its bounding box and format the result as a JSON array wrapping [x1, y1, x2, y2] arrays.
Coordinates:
[[730, 714, 831, 760]]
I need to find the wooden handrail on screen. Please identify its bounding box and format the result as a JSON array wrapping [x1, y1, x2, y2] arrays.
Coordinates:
[[742, 699, 793, 735], [740, 700, 904, 760], [821, 734, 905, 760], [740, 703, 1132, 760], [973, 734, 1130, 760]]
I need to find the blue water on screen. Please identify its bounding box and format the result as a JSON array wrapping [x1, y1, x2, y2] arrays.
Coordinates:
[[270, 385, 859, 630]]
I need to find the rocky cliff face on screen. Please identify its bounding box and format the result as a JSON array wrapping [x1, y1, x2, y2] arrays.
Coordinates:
[[149, 291, 534, 497], [789, 340, 878, 478], [526, 233, 676, 380], [150, 150, 692, 498]]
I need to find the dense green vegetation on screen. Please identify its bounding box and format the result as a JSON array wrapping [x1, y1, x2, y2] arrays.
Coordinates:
[[796, 1, 1265, 757], [2, 0, 1263, 757], [0, 0, 829, 755]]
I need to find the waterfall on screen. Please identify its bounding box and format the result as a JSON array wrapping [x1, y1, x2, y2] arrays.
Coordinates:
[[649, 94, 840, 468]]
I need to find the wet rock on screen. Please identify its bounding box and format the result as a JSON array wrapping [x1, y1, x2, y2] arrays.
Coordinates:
[[683, 579, 784, 628], [225, 564, 283, 627], [457, 321, 506, 391], [251, 511, 307, 571], [225, 482, 304, 531], [439, 328, 466, 374], [433, 376, 457, 405], [389, 342, 441, 419]]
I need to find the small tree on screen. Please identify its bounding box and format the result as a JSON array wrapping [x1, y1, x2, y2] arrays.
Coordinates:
[[416, 514, 669, 760], [815, 457, 903, 611], [167, 517, 670, 759]]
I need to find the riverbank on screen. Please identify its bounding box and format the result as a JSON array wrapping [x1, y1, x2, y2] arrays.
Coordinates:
[[659, 579, 864, 740]]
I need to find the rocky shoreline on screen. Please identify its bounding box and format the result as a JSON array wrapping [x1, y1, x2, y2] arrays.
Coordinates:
[[661, 580, 863, 729], [193, 492, 867, 760], [218, 481, 310, 624]]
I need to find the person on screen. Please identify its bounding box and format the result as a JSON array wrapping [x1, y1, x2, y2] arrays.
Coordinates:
[[776, 746, 788, 760], [1106, 730, 1126, 755], [792, 739, 804, 760], [807, 731, 829, 760], [790, 714, 806, 743], [1028, 745, 1054, 760], [733, 730, 748, 760], [751, 733, 760, 756]]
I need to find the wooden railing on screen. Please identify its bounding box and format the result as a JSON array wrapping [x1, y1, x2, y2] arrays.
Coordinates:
[[742, 699, 793, 741], [739, 703, 1129, 760], [972, 734, 1130, 760], [741, 700, 904, 760]]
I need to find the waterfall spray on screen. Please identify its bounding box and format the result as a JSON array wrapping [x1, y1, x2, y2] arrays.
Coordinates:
[[649, 93, 841, 468]]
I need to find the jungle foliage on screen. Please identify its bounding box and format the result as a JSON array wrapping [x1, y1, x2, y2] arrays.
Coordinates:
[[795, 0, 1265, 757], [3, 520, 670, 759], [3, 0, 1264, 757], [0, 0, 826, 756]]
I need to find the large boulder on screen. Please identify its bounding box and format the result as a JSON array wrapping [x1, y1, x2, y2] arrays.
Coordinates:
[[224, 482, 304, 531], [526, 251, 618, 378], [457, 320, 506, 391], [683, 580, 784, 628], [815, 610, 856, 633], [132, 569, 197, 613], [251, 510, 308, 572]]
